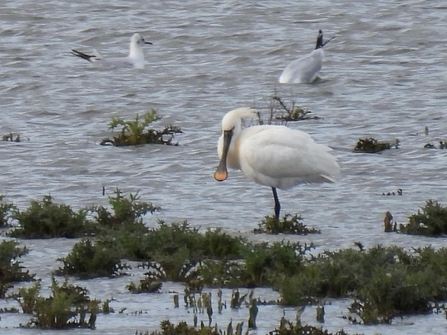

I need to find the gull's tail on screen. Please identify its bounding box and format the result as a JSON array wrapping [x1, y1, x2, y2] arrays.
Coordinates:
[[71, 49, 96, 62]]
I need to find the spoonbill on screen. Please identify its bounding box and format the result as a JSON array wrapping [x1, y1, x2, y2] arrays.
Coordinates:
[[279, 30, 334, 84], [214, 107, 340, 219], [71, 33, 152, 69]]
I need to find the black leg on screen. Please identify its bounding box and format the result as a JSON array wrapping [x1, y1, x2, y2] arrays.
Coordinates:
[[272, 187, 280, 219]]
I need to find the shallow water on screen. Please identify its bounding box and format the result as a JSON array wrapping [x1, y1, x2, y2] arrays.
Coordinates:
[[1, 0, 447, 334]]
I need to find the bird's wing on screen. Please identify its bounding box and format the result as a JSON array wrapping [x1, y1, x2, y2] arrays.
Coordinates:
[[98, 57, 135, 68], [279, 50, 323, 83], [71, 49, 96, 62], [239, 126, 339, 188]]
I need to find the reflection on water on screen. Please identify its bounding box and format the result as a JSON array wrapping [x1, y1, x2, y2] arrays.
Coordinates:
[[1, 0, 447, 333]]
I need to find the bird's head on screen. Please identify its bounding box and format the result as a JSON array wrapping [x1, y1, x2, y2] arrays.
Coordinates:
[[131, 33, 152, 46]]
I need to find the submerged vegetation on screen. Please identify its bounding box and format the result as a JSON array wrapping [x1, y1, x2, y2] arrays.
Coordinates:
[[353, 137, 399, 153], [424, 141, 447, 149], [399, 200, 447, 236], [2, 133, 21, 142], [100, 110, 182, 146]]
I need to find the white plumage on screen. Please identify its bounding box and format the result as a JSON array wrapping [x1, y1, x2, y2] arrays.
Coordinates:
[[71, 33, 152, 69], [214, 107, 340, 218], [279, 30, 333, 84]]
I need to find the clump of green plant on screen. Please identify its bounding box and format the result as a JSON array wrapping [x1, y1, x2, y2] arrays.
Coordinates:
[[93, 221, 247, 285], [198, 228, 246, 260], [272, 318, 352, 335], [254, 214, 320, 235], [9, 195, 92, 239], [9, 281, 41, 313], [101, 299, 114, 313], [140, 248, 199, 282], [98, 220, 200, 263], [399, 200, 447, 235], [55, 239, 130, 279], [23, 277, 99, 329], [0, 240, 35, 297], [353, 137, 399, 153], [277, 245, 447, 324], [187, 242, 312, 288], [242, 241, 313, 286], [127, 272, 162, 293], [100, 109, 182, 146], [2, 133, 20, 142], [136, 318, 354, 335], [101, 222, 247, 276], [148, 320, 224, 335], [199, 259, 247, 288], [142, 223, 246, 261], [0, 195, 16, 228], [136, 227, 312, 287], [90, 189, 160, 232]]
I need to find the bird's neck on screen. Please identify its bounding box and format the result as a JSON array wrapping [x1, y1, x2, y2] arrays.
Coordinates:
[[129, 44, 144, 60], [315, 35, 324, 49]]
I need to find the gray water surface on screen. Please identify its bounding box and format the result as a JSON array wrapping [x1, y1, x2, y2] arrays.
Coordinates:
[[1, 0, 447, 334]]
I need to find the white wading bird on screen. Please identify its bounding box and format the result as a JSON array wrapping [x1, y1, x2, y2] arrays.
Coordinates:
[[214, 107, 340, 219], [71, 33, 152, 69], [279, 30, 334, 84]]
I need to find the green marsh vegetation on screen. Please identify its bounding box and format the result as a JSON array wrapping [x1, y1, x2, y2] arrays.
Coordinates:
[[100, 109, 182, 146], [254, 214, 320, 235], [127, 272, 163, 293], [8, 195, 93, 239], [0, 240, 35, 298], [0, 194, 16, 228], [399, 200, 447, 236], [136, 316, 358, 335], [55, 238, 131, 278], [10, 277, 100, 329], [353, 137, 399, 153], [6, 189, 159, 239], [277, 245, 447, 324], [3, 192, 447, 329], [90, 188, 160, 232]]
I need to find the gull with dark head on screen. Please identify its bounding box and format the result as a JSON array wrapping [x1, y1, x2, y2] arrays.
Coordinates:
[[214, 107, 340, 219], [71, 33, 152, 69]]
